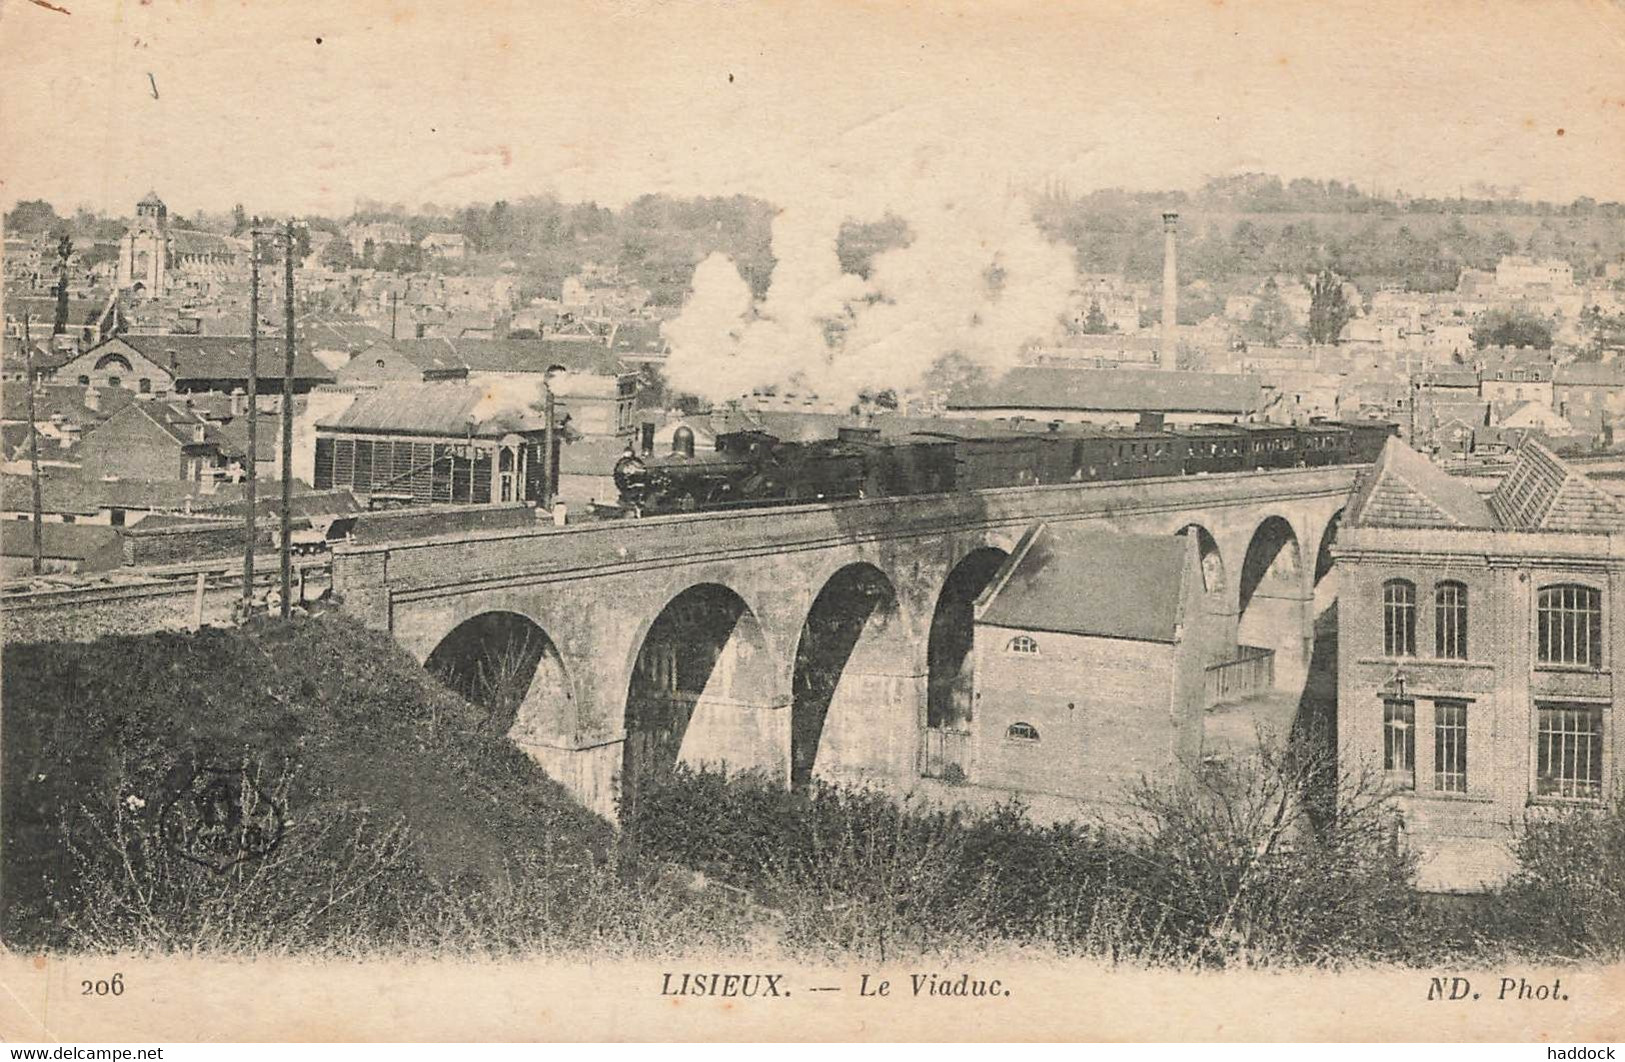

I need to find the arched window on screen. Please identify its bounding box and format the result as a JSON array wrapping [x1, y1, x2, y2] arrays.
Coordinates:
[[1383, 579, 1416, 657], [93, 353, 132, 373], [1006, 635, 1039, 655], [1537, 584, 1603, 668], [1005, 722, 1040, 742], [1435, 581, 1468, 659]]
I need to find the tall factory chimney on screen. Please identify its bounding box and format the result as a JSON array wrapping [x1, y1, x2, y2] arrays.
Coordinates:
[[1160, 211, 1180, 372]]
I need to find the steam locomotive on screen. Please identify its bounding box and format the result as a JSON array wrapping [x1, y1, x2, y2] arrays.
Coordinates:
[[611, 415, 1395, 517]]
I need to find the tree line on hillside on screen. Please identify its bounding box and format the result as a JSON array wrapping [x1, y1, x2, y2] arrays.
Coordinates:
[[9, 173, 1624, 306]]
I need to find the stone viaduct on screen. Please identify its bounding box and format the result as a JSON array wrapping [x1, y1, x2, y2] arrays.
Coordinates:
[[332, 466, 1359, 818]]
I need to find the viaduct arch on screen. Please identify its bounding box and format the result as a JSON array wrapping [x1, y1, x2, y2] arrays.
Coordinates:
[[366, 467, 1359, 818]]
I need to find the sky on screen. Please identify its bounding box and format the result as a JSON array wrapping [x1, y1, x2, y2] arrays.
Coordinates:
[[2, 0, 1625, 217]]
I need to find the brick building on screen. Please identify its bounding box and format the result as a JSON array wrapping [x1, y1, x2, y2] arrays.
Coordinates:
[[1336, 437, 1625, 891], [56, 335, 333, 396], [79, 401, 246, 483]]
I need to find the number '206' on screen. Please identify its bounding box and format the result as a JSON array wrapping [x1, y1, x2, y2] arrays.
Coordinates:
[[82, 974, 123, 996]]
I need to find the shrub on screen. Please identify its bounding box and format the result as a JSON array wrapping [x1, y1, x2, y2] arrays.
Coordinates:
[[1490, 798, 1625, 961], [625, 739, 1430, 967], [2, 618, 752, 957], [1121, 738, 1427, 967]]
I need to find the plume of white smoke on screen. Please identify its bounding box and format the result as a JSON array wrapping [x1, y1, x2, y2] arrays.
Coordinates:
[[661, 186, 1076, 407], [469, 376, 550, 430]]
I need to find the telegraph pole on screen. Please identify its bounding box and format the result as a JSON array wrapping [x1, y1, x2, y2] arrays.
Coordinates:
[[22, 314, 42, 574], [244, 220, 260, 605], [280, 220, 297, 618], [542, 383, 556, 510]]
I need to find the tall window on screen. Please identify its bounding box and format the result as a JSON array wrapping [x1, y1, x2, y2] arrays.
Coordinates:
[[1435, 581, 1468, 659], [1383, 579, 1416, 657], [1434, 699, 1468, 793], [1383, 698, 1415, 789], [1536, 703, 1605, 800], [1537, 584, 1603, 668]]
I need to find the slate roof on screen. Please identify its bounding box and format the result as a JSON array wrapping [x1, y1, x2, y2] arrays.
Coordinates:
[[1, 384, 133, 424], [100, 335, 334, 384], [608, 320, 669, 358], [1349, 436, 1625, 534], [0, 474, 326, 517], [166, 229, 247, 257], [1, 521, 121, 564], [367, 337, 627, 378], [319, 382, 559, 438], [1489, 439, 1625, 532], [1554, 362, 1625, 387], [976, 523, 1191, 643], [297, 318, 390, 355], [126, 401, 216, 447], [5, 295, 111, 328], [950, 367, 1264, 415], [197, 487, 365, 522], [1346, 438, 1497, 530], [0, 474, 103, 515], [210, 416, 281, 464]]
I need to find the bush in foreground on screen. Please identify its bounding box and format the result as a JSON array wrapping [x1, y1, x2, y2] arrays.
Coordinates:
[[622, 739, 1428, 967], [2, 617, 750, 956], [1489, 797, 1625, 961]]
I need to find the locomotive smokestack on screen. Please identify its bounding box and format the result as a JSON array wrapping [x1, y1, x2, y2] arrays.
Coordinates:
[[1160, 211, 1179, 372]]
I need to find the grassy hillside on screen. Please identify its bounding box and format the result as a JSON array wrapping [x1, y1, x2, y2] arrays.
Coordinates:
[[1, 616, 749, 956], [5, 614, 1618, 964]]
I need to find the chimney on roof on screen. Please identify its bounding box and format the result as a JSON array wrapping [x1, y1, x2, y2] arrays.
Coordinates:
[[166, 347, 179, 371], [1160, 211, 1180, 372], [230, 387, 247, 417], [83, 385, 100, 413]]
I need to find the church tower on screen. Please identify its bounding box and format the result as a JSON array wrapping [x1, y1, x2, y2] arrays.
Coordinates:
[[116, 191, 169, 296]]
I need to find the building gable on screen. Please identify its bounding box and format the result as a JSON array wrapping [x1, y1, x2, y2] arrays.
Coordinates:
[[1491, 439, 1625, 532], [1347, 437, 1497, 530], [80, 403, 188, 480], [1355, 471, 1469, 529], [57, 339, 174, 392]]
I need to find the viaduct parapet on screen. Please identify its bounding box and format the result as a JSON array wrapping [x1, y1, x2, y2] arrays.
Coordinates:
[[333, 466, 1360, 818]]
